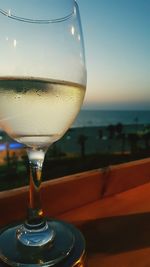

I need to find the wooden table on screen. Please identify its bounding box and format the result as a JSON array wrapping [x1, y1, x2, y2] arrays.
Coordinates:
[[1, 158, 150, 266]]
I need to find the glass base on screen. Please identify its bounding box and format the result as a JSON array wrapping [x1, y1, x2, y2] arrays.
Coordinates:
[[0, 219, 85, 267]]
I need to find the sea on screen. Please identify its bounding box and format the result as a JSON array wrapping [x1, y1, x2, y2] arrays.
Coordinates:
[[73, 110, 150, 128]]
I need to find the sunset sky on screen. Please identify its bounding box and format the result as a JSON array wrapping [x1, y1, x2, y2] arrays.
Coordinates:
[[0, 0, 149, 110], [77, 0, 150, 110]]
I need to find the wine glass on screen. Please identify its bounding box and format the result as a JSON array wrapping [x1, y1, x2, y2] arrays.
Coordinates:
[[0, 0, 86, 266]]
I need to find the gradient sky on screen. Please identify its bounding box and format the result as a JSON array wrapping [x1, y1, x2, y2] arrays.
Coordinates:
[[77, 0, 150, 110], [0, 0, 149, 110]]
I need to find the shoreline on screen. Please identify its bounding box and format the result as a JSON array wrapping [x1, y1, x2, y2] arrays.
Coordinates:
[[53, 123, 150, 156], [0, 123, 149, 161], [73, 110, 150, 128]]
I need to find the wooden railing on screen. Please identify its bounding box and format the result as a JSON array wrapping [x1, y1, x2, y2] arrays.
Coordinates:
[[1, 158, 150, 266], [0, 158, 150, 227]]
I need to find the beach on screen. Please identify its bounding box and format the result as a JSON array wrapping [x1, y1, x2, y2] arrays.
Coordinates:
[[0, 121, 149, 191], [49, 123, 150, 157], [0, 108, 149, 161], [52, 109, 150, 156]]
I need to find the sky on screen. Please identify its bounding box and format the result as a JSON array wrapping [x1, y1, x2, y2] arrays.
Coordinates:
[[77, 0, 150, 110], [0, 0, 149, 111]]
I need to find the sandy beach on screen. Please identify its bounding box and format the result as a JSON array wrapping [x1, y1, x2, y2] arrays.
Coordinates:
[[0, 123, 149, 191], [49, 123, 149, 157]]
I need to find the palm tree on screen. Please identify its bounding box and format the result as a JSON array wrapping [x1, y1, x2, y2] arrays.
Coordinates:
[[107, 124, 115, 139], [115, 122, 125, 154], [115, 122, 123, 138], [77, 134, 88, 158]]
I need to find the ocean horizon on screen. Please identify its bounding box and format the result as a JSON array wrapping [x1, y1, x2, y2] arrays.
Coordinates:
[[73, 109, 150, 128]]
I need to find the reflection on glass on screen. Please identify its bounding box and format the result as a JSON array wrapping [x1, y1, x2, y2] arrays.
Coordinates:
[[0, 0, 86, 266]]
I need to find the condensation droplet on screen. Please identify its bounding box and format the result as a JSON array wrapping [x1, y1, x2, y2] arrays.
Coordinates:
[[15, 94, 22, 99], [36, 90, 42, 96]]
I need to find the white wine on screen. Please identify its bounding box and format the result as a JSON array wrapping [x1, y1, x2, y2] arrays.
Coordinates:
[[0, 77, 85, 148]]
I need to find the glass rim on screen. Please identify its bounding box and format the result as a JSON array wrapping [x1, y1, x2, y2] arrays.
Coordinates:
[[0, 1, 78, 24]]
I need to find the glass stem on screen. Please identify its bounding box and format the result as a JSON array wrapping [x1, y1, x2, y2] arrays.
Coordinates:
[[16, 147, 55, 248], [26, 148, 46, 225]]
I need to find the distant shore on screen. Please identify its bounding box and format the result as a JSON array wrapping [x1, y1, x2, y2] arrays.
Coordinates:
[[0, 123, 149, 160], [73, 110, 150, 128], [51, 123, 150, 156]]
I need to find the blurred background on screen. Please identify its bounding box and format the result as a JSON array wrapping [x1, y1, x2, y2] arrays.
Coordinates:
[[0, 0, 149, 191]]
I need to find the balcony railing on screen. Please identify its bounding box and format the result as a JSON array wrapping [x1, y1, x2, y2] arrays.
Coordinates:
[[0, 158, 150, 266]]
